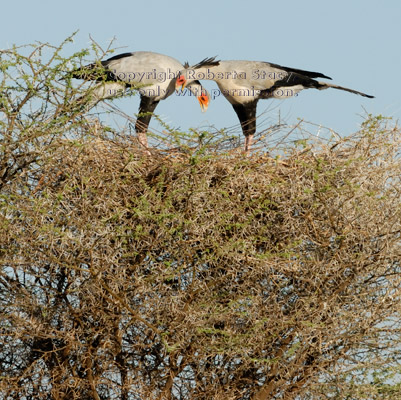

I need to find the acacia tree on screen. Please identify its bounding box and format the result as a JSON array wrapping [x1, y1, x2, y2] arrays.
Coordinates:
[[1, 39, 401, 400]]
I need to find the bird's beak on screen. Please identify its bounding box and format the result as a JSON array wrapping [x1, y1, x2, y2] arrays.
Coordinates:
[[197, 95, 209, 113]]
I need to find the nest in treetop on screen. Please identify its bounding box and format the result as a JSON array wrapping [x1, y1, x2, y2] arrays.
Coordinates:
[[5, 115, 401, 399]]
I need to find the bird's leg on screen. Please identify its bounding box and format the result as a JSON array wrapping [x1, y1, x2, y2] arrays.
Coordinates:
[[244, 134, 253, 153], [135, 120, 150, 152], [136, 97, 160, 154], [136, 130, 149, 148], [232, 102, 257, 154]]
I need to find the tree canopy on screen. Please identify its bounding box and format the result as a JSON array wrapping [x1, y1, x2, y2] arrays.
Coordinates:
[[1, 37, 401, 400]]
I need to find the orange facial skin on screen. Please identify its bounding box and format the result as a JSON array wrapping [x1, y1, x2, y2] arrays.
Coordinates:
[[175, 74, 186, 91], [197, 93, 209, 112]]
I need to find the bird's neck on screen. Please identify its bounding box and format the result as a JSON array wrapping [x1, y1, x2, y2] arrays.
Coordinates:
[[184, 63, 249, 87], [184, 65, 223, 82]]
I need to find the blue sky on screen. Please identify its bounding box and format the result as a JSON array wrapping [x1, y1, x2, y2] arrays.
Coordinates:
[[1, 0, 400, 143]]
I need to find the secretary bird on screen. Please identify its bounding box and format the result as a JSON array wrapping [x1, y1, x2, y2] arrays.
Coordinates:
[[72, 51, 210, 150], [176, 57, 374, 152]]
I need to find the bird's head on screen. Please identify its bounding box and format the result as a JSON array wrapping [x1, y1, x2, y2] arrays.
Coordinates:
[[188, 82, 210, 112], [175, 73, 188, 91], [176, 56, 219, 94], [176, 75, 210, 112], [197, 90, 209, 112]]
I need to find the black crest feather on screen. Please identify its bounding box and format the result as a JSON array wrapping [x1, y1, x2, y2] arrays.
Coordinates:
[[190, 56, 220, 70]]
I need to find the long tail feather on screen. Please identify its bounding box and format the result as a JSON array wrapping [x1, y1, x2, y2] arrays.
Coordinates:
[[318, 82, 374, 98]]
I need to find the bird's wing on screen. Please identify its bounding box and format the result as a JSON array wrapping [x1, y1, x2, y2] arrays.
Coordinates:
[[263, 61, 332, 80], [215, 61, 331, 92]]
